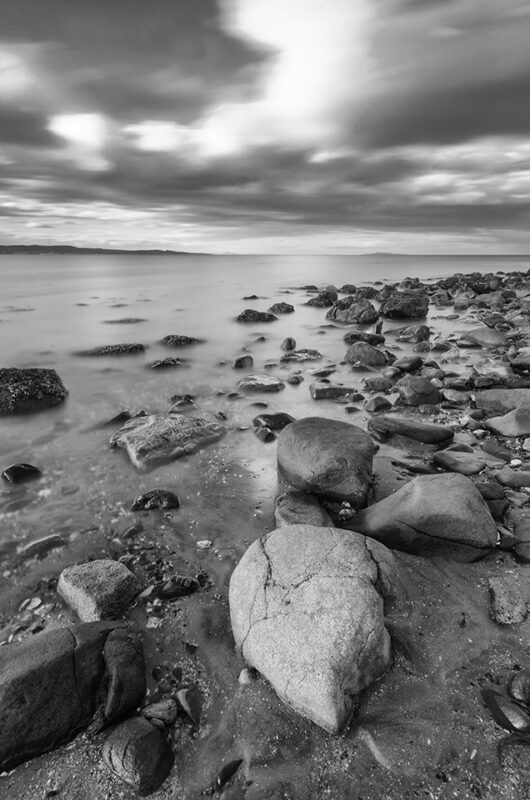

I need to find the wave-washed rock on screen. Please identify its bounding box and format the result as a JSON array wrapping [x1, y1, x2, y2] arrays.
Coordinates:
[[238, 374, 285, 392], [237, 309, 278, 323], [326, 296, 378, 325], [277, 417, 374, 507], [76, 343, 145, 356], [159, 334, 206, 347], [367, 414, 454, 444], [229, 524, 398, 733], [379, 290, 429, 319], [345, 473, 497, 561], [0, 623, 145, 771], [0, 367, 68, 413], [110, 413, 225, 469]]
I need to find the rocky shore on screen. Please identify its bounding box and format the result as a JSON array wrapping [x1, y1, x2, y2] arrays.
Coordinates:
[[2, 267, 530, 798]]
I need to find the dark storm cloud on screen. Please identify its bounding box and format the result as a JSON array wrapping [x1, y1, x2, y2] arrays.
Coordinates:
[[0, 105, 59, 147]]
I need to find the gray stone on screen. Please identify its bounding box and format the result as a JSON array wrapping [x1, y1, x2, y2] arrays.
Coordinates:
[[326, 296, 378, 325], [280, 348, 322, 363], [345, 342, 387, 367], [159, 335, 205, 347], [432, 448, 486, 475], [268, 302, 294, 314], [485, 405, 530, 437], [475, 389, 530, 416], [237, 309, 277, 323], [238, 374, 285, 392], [0, 623, 145, 771], [345, 473, 497, 561], [58, 559, 141, 621], [275, 491, 333, 527], [396, 375, 441, 406], [489, 576, 528, 625], [309, 382, 357, 400], [229, 525, 397, 733], [103, 716, 174, 795], [367, 414, 454, 444], [0, 367, 68, 414], [277, 417, 374, 506], [110, 413, 225, 469], [281, 337, 296, 351], [233, 355, 254, 369], [380, 291, 429, 319], [460, 327, 508, 348], [76, 343, 145, 356]]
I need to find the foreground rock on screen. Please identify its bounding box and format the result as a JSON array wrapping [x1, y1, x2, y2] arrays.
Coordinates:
[[275, 491, 333, 527], [76, 343, 145, 356], [238, 374, 285, 392], [367, 414, 454, 444], [345, 473, 497, 560], [0, 367, 68, 413], [103, 716, 174, 795], [229, 525, 397, 733], [345, 342, 387, 367], [0, 623, 145, 771], [58, 559, 141, 621], [110, 414, 225, 469], [277, 417, 374, 507]]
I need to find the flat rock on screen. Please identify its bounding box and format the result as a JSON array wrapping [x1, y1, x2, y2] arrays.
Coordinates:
[[148, 357, 185, 369], [0, 367, 68, 414], [58, 559, 141, 621], [309, 382, 357, 400], [110, 414, 225, 469], [489, 576, 528, 625], [274, 491, 333, 527], [237, 309, 277, 323], [396, 375, 441, 406], [238, 374, 285, 392], [229, 525, 397, 732], [277, 416, 374, 506], [475, 388, 530, 415], [485, 405, 530, 437], [345, 473, 497, 561], [76, 343, 145, 356], [432, 449, 486, 475], [461, 327, 508, 348], [280, 349, 322, 363], [103, 716, 174, 795], [367, 414, 454, 444], [496, 467, 530, 489]]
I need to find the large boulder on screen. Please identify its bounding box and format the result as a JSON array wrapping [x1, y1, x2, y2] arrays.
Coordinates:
[[277, 417, 374, 507], [344, 473, 497, 561], [275, 491, 333, 527], [229, 525, 397, 733], [58, 559, 141, 621], [0, 367, 68, 414], [103, 717, 174, 795], [0, 623, 145, 771], [380, 291, 429, 319], [326, 296, 378, 325], [110, 414, 225, 469]]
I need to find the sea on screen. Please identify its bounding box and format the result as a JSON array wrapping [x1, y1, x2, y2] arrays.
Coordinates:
[[1, 252, 529, 796]]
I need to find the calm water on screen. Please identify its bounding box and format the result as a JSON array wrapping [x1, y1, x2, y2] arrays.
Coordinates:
[[2, 253, 530, 798]]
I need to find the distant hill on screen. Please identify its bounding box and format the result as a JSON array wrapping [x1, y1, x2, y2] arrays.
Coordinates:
[[0, 245, 202, 255]]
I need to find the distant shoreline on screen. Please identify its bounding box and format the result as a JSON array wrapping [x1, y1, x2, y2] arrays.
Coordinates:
[[0, 245, 204, 256]]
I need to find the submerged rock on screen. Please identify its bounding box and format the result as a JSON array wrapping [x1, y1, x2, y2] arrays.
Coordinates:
[[238, 374, 285, 392], [268, 302, 294, 314], [0, 623, 145, 771], [148, 357, 185, 369], [233, 355, 253, 369], [159, 335, 205, 347], [345, 473, 497, 560], [280, 348, 322, 363], [277, 417, 374, 506], [76, 343, 145, 356], [229, 525, 397, 733], [103, 716, 174, 795], [110, 414, 225, 469], [281, 337, 297, 351], [237, 309, 277, 323], [0, 367, 68, 414], [58, 559, 141, 621], [274, 491, 333, 527]]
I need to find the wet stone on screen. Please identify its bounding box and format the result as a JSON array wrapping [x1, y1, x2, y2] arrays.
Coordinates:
[[76, 343, 145, 356], [2, 463, 41, 483], [159, 334, 205, 346], [131, 489, 181, 510], [233, 355, 253, 369], [238, 374, 285, 392], [488, 576, 528, 625], [58, 559, 141, 621], [102, 716, 174, 795], [0, 367, 68, 414], [237, 309, 278, 323]]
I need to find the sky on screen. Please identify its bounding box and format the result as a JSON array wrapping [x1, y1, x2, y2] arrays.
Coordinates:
[[1, 0, 530, 253]]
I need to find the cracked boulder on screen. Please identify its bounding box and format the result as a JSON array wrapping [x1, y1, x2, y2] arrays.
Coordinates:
[[0, 622, 145, 771], [344, 473, 497, 561], [110, 413, 225, 469], [229, 524, 397, 733], [277, 417, 374, 507]]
